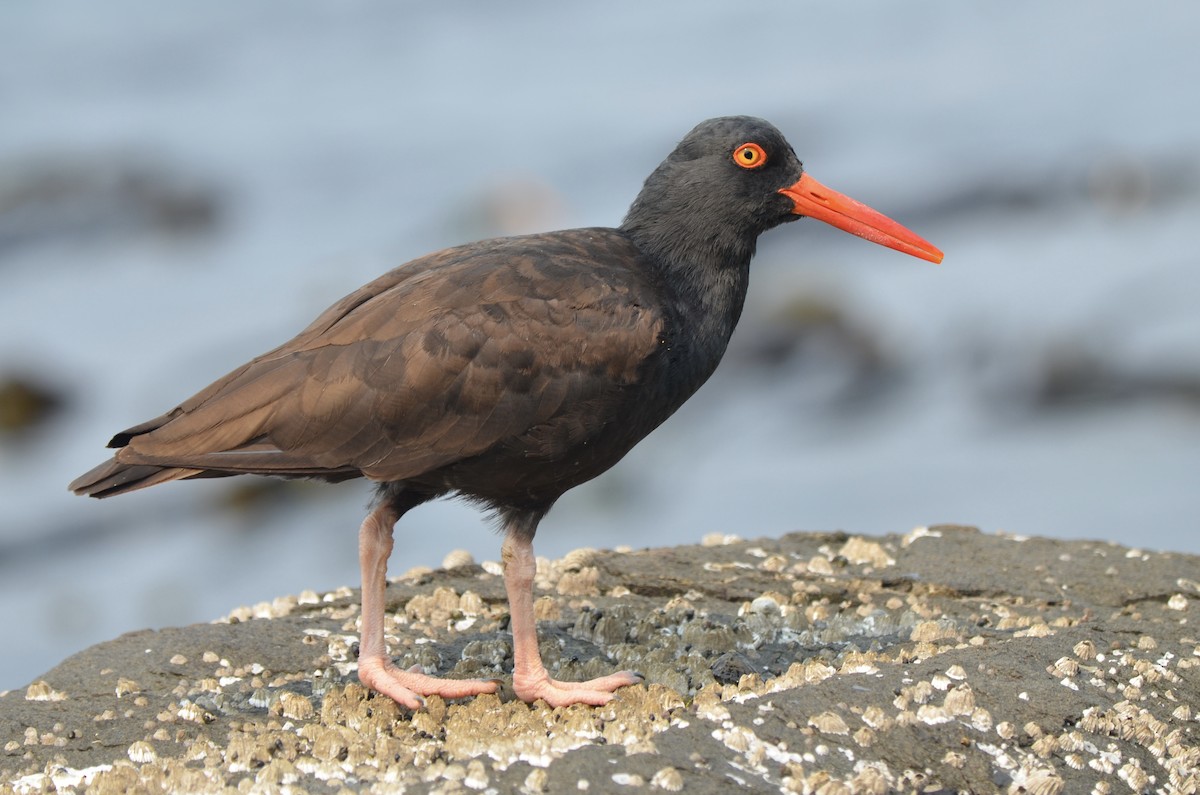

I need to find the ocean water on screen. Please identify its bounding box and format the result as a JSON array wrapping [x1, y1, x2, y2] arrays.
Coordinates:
[[1, 2, 1197, 690]]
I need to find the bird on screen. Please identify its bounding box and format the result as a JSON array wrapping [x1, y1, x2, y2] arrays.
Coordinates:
[[70, 116, 942, 709]]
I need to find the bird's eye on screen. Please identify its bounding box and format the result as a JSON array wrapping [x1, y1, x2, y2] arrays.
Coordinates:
[[732, 143, 767, 170]]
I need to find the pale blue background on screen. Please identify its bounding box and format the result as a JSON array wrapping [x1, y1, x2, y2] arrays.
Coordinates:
[[1, 2, 1197, 689]]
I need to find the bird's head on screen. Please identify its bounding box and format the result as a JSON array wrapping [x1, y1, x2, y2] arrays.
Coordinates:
[[623, 116, 942, 267]]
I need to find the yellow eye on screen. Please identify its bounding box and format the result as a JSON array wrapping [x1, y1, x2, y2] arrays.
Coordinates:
[[733, 142, 767, 169]]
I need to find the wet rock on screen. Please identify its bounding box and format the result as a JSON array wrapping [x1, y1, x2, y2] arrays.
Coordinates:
[[0, 373, 65, 438], [905, 150, 1200, 226], [0, 154, 222, 257], [732, 292, 904, 413], [709, 651, 757, 685]]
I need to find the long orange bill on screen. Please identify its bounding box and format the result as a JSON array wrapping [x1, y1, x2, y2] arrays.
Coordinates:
[[780, 173, 943, 264]]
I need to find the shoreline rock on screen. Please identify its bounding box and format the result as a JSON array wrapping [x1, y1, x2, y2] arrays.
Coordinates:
[[3, 526, 1198, 793]]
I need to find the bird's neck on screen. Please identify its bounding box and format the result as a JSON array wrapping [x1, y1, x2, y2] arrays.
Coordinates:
[[619, 211, 755, 363]]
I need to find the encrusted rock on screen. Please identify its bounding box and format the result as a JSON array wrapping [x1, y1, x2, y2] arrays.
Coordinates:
[[6, 530, 1200, 794]]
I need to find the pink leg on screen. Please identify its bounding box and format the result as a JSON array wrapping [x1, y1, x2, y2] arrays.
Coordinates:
[[356, 502, 500, 709], [502, 530, 643, 706]]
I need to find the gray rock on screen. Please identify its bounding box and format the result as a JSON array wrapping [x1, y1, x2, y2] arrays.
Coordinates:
[[3, 526, 1198, 793]]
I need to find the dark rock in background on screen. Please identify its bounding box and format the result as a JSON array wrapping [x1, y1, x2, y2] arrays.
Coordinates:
[[0, 155, 222, 257], [0, 373, 66, 439]]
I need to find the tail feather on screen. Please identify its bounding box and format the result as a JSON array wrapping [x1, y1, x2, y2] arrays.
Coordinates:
[[69, 459, 211, 499]]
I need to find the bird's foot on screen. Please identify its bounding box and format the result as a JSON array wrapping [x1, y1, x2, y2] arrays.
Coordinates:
[[513, 669, 644, 707], [358, 656, 501, 710]]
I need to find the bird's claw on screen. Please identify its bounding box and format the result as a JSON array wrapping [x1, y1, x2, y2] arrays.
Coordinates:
[[513, 669, 643, 707], [358, 656, 500, 709]]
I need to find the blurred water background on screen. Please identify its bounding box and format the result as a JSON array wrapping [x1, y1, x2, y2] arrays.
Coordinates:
[[1, 2, 1197, 691]]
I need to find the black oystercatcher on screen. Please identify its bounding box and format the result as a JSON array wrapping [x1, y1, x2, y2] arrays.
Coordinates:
[[71, 117, 942, 708]]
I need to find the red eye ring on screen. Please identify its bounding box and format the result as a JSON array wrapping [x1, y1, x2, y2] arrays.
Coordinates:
[[733, 142, 767, 169]]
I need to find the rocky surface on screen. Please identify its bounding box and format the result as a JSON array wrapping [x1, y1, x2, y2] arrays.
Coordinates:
[[2, 525, 1198, 794]]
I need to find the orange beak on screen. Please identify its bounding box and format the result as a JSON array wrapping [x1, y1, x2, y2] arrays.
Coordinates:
[[780, 173, 943, 264]]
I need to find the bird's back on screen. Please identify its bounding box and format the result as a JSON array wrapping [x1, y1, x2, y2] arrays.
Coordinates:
[[71, 228, 690, 502]]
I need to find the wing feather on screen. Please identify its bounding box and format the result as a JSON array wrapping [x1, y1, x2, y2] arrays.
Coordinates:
[[113, 230, 665, 482]]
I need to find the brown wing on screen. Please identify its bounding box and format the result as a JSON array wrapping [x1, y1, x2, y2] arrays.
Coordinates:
[[109, 229, 664, 483]]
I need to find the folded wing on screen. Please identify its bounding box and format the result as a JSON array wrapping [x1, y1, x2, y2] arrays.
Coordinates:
[[73, 231, 663, 493]]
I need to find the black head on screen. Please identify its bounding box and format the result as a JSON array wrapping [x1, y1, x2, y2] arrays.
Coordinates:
[[621, 116, 806, 269], [621, 116, 943, 272]]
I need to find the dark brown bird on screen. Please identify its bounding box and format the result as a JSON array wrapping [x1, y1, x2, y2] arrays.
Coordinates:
[[70, 117, 942, 708]]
